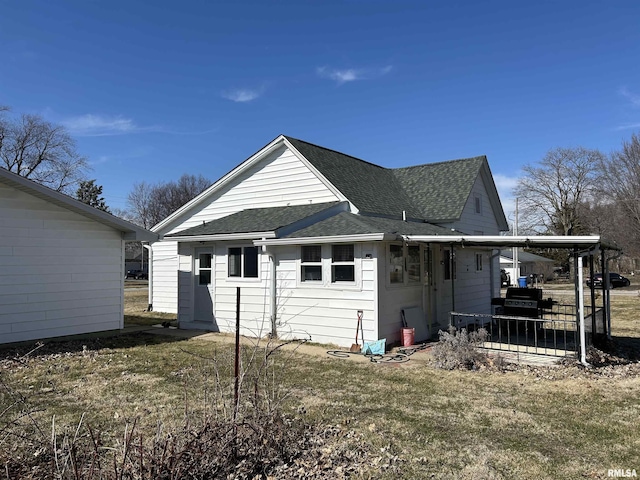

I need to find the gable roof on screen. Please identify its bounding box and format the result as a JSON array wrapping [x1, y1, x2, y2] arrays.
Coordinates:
[[153, 134, 508, 235], [393, 156, 486, 221], [284, 137, 422, 218], [285, 136, 507, 228], [0, 167, 157, 242]]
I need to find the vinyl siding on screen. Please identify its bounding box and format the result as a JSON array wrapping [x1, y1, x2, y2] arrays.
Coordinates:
[[191, 243, 377, 348], [0, 183, 124, 344], [150, 241, 178, 313], [448, 176, 501, 235], [165, 146, 339, 235], [150, 146, 340, 315]]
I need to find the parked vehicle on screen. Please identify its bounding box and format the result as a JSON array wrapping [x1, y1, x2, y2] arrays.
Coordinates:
[[586, 272, 630, 289], [125, 270, 148, 280]]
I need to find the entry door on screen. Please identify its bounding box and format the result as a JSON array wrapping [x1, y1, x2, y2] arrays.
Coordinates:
[[194, 248, 214, 323]]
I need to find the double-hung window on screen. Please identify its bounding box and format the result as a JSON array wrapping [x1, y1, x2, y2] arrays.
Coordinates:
[[228, 246, 259, 278], [301, 245, 322, 282], [331, 244, 354, 282]]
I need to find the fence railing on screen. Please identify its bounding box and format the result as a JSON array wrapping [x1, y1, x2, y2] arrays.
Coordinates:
[[449, 304, 602, 357]]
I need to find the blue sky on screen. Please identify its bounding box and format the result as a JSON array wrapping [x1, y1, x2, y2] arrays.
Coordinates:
[[2, 0, 640, 223]]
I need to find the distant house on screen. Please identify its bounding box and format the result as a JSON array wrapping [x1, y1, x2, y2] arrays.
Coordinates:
[[148, 135, 509, 347], [500, 249, 556, 285], [0, 168, 156, 344]]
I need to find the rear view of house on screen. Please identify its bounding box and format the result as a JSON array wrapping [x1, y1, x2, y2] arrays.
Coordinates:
[[149, 135, 509, 347], [0, 168, 156, 344]]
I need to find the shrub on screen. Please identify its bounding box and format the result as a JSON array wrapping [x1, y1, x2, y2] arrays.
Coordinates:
[[432, 326, 489, 370]]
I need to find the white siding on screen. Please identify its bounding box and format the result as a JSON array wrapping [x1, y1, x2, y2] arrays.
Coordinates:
[[198, 242, 377, 348], [448, 176, 501, 235], [151, 241, 178, 313], [150, 145, 340, 315], [0, 183, 125, 344], [165, 146, 339, 235]]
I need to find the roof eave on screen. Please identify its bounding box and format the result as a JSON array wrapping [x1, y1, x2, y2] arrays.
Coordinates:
[[167, 231, 277, 242], [255, 233, 396, 246]]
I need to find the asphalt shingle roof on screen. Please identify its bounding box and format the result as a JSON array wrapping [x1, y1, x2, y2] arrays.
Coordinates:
[[285, 136, 485, 222], [393, 157, 486, 221], [167, 202, 342, 237], [285, 137, 423, 218], [282, 212, 456, 238]]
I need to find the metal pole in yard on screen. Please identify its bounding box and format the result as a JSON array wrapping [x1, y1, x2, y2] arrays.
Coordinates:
[[577, 255, 589, 367], [234, 286, 240, 420]]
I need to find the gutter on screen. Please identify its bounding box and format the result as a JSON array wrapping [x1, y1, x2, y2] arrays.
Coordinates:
[[254, 233, 394, 246]]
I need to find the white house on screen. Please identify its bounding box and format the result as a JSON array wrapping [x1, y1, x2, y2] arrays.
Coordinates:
[[0, 168, 157, 344], [148, 135, 509, 347], [500, 249, 556, 286]]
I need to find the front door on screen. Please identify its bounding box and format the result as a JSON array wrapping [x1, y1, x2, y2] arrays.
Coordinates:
[[194, 248, 214, 323]]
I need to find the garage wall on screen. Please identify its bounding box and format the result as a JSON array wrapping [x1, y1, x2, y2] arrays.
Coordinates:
[[0, 183, 125, 344]]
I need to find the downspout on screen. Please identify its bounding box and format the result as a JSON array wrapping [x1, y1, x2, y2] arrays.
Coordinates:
[[490, 249, 500, 300], [450, 244, 455, 313], [143, 243, 153, 311], [262, 243, 277, 338]]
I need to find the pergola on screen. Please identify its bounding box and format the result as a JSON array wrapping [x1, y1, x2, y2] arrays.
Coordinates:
[[402, 235, 621, 366]]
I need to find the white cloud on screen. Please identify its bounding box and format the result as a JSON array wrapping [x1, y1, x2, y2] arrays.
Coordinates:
[[222, 88, 261, 103], [614, 122, 640, 131], [619, 87, 640, 107], [317, 65, 393, 85], [62, 114, 141, 136]]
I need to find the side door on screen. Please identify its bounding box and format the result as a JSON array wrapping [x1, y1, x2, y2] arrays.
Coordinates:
[[194, 247, 214, 323]]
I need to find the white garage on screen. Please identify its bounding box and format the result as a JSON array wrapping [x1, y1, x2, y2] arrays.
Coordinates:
[[0, 168, 156, 344]]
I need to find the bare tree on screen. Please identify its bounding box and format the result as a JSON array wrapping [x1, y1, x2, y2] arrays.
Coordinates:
[[598, 132, 640, 256], [514, 147, 604, 235], [0, 108, 89, 192], [126, 174, 211, 228]]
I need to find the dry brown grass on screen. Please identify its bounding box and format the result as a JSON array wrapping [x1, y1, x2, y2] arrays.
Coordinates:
[[1, 287, 638, 479]]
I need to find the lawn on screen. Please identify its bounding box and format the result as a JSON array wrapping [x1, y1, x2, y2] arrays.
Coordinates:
[[1, 287, 639, 479]]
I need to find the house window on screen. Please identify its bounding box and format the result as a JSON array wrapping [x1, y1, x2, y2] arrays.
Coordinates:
[[331, 244, 354, 282], [475, 253, 483, 272], [198, 253, 212, 285], [389, 244, 404, 284], [407, 245, 421, 283], [228, 246, 259, 278], [301, 245, 322, 281], [474, 195, 482, 214], [444, 249, 456, 280]]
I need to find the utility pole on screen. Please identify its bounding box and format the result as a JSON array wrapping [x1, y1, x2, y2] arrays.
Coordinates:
[[513, 198, 519, 285]]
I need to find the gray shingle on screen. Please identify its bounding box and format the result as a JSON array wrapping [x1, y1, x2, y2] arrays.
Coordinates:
[[283, 212, 455, 238], [285, 136, 485, 222], [285, 137, 422, 218], [393, 157, 486, 221], [167, 202, 341, 237]]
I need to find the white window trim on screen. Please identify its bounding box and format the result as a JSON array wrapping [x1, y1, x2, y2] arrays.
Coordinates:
[[474, 194, 482, 214], [300, 245, 323, 283], [386, 242, 424, 288], [475, 252, 483, 272], [227, 245, 261, 281], [296, 244, 362, 290]]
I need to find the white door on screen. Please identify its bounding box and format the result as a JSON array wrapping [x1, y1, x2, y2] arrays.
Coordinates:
[[194, 248, 214, 323]]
